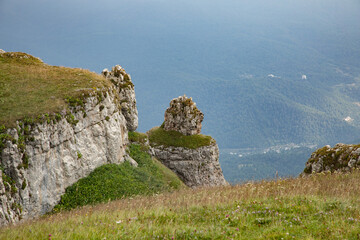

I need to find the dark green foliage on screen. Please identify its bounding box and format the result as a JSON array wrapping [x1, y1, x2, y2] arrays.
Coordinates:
[[53, 144, 184, 211], [21, 179, 27, 190], [148, 127, 213, 149], [128, 131, 148, 144], [105, 116, 110, 121], [65, 96, 84, 109], [96, 91, 103, 103], [99, 105, 105, 111], [1, 170, 17, 195], [17, 153, 29, 169], [66, 114, 78, 126], [303, 165, 312, 174], [77, 151, 82, 159]]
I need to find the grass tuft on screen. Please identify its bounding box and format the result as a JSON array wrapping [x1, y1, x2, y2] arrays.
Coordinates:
[[148, 127, 214, 149]]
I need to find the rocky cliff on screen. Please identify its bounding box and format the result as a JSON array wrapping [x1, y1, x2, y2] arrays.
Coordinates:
[[149, 95, 228, 187], [0, 65, 138, 225], [303, 143, 360, 175]]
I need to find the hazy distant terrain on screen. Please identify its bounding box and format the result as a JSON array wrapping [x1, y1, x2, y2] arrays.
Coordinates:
[[1, 0, 360, 180], [220, 146, 316, 183]]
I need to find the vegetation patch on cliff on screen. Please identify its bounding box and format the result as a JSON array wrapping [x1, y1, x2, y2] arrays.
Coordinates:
[[0, 52, 111, 127], [148, 127, 214, 149], [52, 144, 184, 212]]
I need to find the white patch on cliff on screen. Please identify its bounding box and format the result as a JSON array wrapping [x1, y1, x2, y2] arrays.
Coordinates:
[[302, 74, 307, 80]]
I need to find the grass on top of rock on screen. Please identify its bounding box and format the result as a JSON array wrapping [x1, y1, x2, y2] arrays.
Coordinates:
[[148, 126, 214, 149], [52, 144, 185, 212], [0, 52, 112, 127]]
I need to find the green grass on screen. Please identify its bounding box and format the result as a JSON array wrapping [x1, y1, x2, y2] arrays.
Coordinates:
[[148, 127, 214, 149], [52, 144, 185, 212], [2, 171, 360, 239], [0, 52, 111, 127], [128, 131, 148, 144]]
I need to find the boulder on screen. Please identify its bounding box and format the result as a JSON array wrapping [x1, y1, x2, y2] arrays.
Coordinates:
[[163, 95, 204, 135]]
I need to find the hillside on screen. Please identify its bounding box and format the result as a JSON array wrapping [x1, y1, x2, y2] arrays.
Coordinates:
[[0, 51, 111, 127], [1, 171, 360, 239]]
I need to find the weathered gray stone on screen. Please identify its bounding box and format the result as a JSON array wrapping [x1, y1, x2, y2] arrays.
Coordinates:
[[151, 143, 228, 188], [163, 95, 204, 135], [0, 66, 138, 225], [302, 143, 360, 175], [104, 65, 138, 131], [124, 155, 138, 167], [150, 96, 227, 188]]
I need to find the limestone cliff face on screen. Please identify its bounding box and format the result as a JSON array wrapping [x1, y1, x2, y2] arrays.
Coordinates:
[[0, 66, 137, 225], [150, 96, 227, 188], [302, 143, 360, 175], [150, 143, 227, 188]]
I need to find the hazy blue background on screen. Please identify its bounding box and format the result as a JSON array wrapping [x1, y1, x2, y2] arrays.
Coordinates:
[[1, 0, 360, 181]]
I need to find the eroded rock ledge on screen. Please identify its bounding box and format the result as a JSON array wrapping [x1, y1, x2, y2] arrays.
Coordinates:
[[151, 143, 227, 187], [0, 65, 138, 225], [149, 95, 227, 188], [302, 143, 360, 175]]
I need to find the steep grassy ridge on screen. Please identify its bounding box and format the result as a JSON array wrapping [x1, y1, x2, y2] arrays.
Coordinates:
[[0, 52, 111, 127], [2, 171, 360, 239]]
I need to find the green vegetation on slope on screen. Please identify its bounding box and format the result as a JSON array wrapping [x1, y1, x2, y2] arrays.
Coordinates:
[[0, 52, 111, 127], [148, 126, 214, 149], [128, 131, 148, 144], [2, 171, 360, 239], [53, 144, 185, 212]]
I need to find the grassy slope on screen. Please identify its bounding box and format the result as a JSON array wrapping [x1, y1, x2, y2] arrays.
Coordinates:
[[148, 126, 214, 149], [2, 171, 360, 239], [53, 144, 185, 212], [0, 52, 111, 127]]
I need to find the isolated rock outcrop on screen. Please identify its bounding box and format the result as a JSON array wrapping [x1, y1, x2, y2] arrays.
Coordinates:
[[163, 95, 204, 135], [150, 96, 227, 188], [302, 143, 360, 175], [0, 66, 138, 225]]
